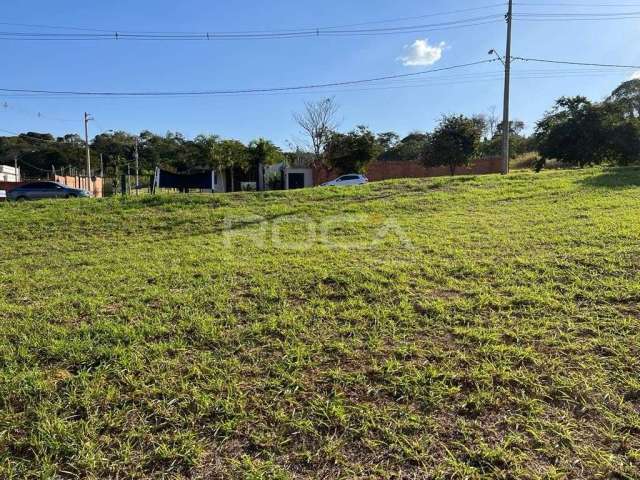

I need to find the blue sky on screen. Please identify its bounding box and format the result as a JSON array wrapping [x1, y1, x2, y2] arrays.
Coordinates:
[[2, 0, 639, 147]]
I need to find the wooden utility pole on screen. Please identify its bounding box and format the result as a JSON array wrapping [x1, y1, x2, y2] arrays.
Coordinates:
[[501, 0, 513, 175], [84, 112, 94, 190], [134, 137, 140, 194]]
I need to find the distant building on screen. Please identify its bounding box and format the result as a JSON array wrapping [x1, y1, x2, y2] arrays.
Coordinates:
[[0, 165, 20, 182]]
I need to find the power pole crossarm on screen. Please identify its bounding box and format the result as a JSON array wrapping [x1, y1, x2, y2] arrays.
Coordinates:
[[501, 0, 513, 175]]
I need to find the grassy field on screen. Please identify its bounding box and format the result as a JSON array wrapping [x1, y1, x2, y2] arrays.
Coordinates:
[[1, 167, 639, 479]]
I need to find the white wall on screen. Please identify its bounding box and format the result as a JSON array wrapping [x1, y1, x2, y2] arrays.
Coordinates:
[[284, 168, 314, 189], [0, 165, 20, 182], [213, 170, 227, 193]]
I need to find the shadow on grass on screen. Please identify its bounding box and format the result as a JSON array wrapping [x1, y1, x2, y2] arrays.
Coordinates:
[[579, 167, 640, 189]]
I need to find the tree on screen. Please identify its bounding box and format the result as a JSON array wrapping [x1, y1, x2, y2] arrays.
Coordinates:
[[325, 126, 382, 174], [248, 139, 284, 191], [92, 131, 137, 175], [421, 115, 482, 176], [606, 78, 640, 119], [481, 132, 532, 159], [248, 138, 284, 166], [534, 96, 607, 169], [472, 114, 489, 140], [211, 139, 249, 192], [193, 134, 221, 167], [486, 105, 500, 138], [379, 132, 429, 162], [376, 132, 400, 151], [293, 97, 339, 166], [605, 118, 640, 166], [496, 119, 525, 136]]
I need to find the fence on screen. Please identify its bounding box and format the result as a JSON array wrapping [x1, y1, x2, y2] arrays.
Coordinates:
[[55, 175, 104, 198], [313, 157, 503, 186]]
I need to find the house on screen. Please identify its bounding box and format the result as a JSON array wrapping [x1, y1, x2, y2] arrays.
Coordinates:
[[0, 165, 20, 183]]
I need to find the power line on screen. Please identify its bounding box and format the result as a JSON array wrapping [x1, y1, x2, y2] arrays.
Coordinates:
[[0, 15, 504, 41], [0, 59, 498, 97], [512, 56, 640, 69], [0, 66, 633, 101], [0, 4, 507, 35], [0, 67, 631, 102], [515, 2, 640, 6]]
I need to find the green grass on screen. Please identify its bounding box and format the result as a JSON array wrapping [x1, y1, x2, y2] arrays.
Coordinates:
[[1, 167, 640, 479]]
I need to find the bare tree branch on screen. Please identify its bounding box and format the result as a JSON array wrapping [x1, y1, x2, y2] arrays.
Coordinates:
[[292, 97, 339, 167]]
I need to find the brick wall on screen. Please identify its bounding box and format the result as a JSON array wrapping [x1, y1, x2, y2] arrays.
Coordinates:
[[0, 181, 27, 192], [313, 157, 502, 186], [55, 175, 104, 198]]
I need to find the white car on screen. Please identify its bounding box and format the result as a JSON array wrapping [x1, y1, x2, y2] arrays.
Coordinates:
[[321, 174, 368, 187]]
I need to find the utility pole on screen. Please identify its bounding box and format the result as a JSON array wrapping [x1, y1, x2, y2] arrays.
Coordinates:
[[134, 137, 140, 194], [501, 0, 513, 175], [84, 112, 94, 190], [100, 153, 104, 178], [14, 154, 19, 182]]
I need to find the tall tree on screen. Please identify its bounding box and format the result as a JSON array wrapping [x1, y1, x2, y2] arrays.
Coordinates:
[[248, 139, 284, 191], [534, 96, 607, 168], [606, 79, 640, 119], [379, 132, 429, 162], [325, 126, 382, 174], [422, 115, 482, 176], [293, 97, 339, 166], [486, 105, 500, 138], [211, 139, 249, 192]]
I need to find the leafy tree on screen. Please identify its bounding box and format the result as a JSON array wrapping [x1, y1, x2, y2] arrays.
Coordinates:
[[379, 132, 429, 162], [605, 119, 640, 165], [92, 131, 137, 175], [211, 139, 250, 191], [192, 134, 221, 168], [376, 132, 400, 151], [480, 121, 532, 159], [496, 119, 525, 136], [248, 139, 284, 191], [534, 96, 607, 169], [248, 138, 284, 166], [606, 78, 640, 119], [325, 126, 382, 174], [472, 114, 489, 140], [422, 115, 482, 176]]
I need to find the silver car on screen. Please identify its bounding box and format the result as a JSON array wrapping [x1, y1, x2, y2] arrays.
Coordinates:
[[8, 181, 91, 201], [321, 174, 369, 187]]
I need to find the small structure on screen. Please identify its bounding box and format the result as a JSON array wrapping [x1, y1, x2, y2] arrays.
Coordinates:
[[264, 155, 314, 191], [283, 166, 313, 190], [0, 165, 20, 183], [152, 168, 216, 193]]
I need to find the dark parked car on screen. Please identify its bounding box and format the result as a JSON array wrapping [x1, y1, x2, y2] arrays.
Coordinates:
[[8, 181, 91, 201]]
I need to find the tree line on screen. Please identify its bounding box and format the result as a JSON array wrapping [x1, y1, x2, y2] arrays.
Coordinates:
[[2, 77, 639, 180]]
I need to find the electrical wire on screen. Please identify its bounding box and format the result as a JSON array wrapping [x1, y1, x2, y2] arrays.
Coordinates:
[[0, 67, 632, 102], [0, 16, 504, 41], [0, 58, 636, 100], [0, 59, 498, 97], [512, 56, 640, 69], [0, 4, 507, 35], [515, 2, 640, 6]]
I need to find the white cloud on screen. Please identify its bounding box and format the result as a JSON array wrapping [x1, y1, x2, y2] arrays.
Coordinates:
[[399, 39, 446, 67], [630, 71, 640, 80]]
